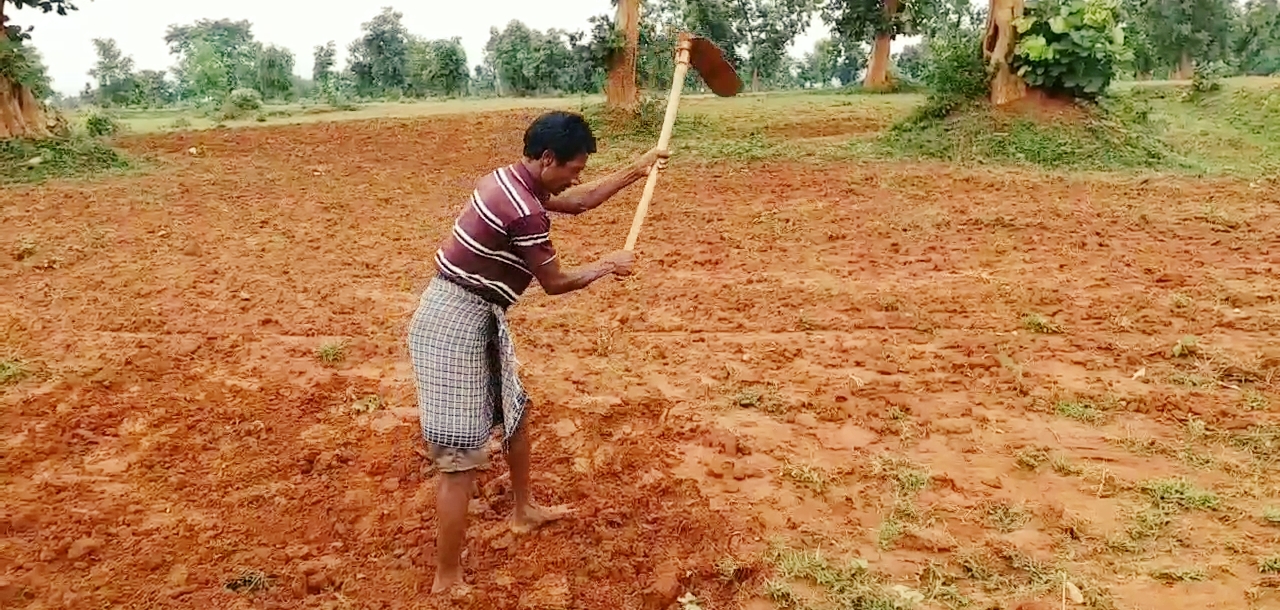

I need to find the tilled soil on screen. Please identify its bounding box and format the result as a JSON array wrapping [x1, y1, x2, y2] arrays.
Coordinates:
[[2, 111, 1279, 610]]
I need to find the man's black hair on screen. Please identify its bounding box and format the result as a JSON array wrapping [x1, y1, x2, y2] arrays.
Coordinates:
[[523, 110, 597, 164]]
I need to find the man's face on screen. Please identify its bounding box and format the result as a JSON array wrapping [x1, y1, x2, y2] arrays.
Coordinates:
[[537, 151, 588, 195]]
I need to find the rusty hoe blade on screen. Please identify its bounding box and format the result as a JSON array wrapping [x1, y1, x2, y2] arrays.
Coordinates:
[[687, 36, 742, 97]]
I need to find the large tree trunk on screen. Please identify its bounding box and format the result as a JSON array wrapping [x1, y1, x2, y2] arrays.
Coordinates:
[[0, 74, 51, 139], [864, 0, 899, 90], [1173, 52, 1194, 80], [865, 33, 894, 89], [984, 0, 1027, 105], [605, 0, 640, 111]]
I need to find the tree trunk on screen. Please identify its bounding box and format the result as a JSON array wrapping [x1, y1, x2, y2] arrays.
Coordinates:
[[1173, 52, 1193, 80], [864, 33, 894, 89], [864, 0, 899, 90], [0, 74, 51, 139], [751, 67, 759, 93], [983, 0, 1027, 105], [605, 0, 640, 111]]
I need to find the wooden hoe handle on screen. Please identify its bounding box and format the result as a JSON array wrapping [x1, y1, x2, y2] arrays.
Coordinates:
[[623, 36, 692, 252]]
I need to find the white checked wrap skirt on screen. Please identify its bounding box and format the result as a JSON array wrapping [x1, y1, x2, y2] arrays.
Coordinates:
[[408, 276, 528, 450]]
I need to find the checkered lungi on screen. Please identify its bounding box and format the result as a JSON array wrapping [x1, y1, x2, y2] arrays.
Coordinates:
[[408, 276, 528, 450]]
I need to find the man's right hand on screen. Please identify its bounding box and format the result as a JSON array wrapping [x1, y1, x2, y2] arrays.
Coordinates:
[[602, 250, 636, 277]]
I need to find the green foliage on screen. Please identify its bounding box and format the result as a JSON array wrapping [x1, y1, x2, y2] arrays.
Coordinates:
[[1234, 0, 1280, 75], [483, 20, 607, 96], [89, 38, 135, 106], [800, 36, 867, 87], [0, 37, 52, 100], [348, 7, 411, 96], [214, 88, 262, 120], [251, 45, 295, 100], [907, 28, 989, 122], [313, 41, 337, 85], [3, 0, 80, 42], [1133, 0, 1236, 72], [893, 43, 927, 82], [734, 0, 816, 90], [165, 19, 258, 99], [82, 109, 120, 137], [407, 37, 469, 97], [1190, 59, 1232, 94], [0, 136, 128, 184], [1013, 0, 1131, 99]]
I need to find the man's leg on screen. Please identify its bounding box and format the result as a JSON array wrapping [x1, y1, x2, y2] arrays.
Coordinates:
[[505, 422, 573, 533], [430, 446, 485, 595]]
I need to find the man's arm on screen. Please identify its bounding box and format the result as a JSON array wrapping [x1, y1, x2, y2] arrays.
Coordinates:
[[531, 252, 632, 295], [544, 148, 668, 215], [509, 213, 635, 295]]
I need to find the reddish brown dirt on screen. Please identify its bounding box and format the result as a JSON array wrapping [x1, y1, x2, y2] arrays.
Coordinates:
[[2, 110, 1280, 610]]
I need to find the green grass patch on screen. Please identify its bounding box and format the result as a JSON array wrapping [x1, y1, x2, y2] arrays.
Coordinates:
[[1125, 80, 1280, 175], [1021, 312, 1064, 334], [1151, 567, 1208, 583], [0, 358, 29, 385], [316, 340, 348, 365], [766, 543, 917, 609], [879, 100, 1180, 171], [1261, 507, 1280, 525], [1056, 400, 1105, 423], [1140, 478, 1220, 510], [0, 136, 129, 184]]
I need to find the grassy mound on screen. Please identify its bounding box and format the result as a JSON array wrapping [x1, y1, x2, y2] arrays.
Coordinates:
[[880, 96, 1181, 171], [0, 136, 129, 185], [1121, 80, 1280, 175]]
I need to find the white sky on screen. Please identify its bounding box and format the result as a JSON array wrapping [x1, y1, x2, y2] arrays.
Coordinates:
[[19, 1, 916, 96]]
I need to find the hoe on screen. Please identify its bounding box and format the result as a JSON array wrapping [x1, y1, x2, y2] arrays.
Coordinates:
[[623, 33, 742, 251]]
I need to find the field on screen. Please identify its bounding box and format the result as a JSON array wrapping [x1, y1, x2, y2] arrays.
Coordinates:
[[3, 82, 1280, 610]]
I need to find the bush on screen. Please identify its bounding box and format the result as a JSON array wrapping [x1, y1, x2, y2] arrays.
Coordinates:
[[0, 136, 129, 184], [1012, 0, 1131, 100], [226, 88, 263, 112], [1189, 60, 1232, 97], [905, 29, 989, 123], [215, 88, 264, 121], [82, 110, 121, 138]]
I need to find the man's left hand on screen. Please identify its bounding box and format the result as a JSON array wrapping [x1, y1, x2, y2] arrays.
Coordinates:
[[635, 147, 670, 174]]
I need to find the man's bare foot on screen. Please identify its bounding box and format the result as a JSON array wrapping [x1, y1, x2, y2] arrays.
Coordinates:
[[431, 572, 472, 597], [511, 503, 574, 534]]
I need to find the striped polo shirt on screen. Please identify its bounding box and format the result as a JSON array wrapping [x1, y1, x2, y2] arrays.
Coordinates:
[[434, 162, 557, 307]]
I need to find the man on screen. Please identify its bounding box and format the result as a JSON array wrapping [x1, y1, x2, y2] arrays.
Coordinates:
[[408, 110, 668, 595]]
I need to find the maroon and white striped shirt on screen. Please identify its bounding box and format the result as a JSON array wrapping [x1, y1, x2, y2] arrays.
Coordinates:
[[434, 163, 557, 307]]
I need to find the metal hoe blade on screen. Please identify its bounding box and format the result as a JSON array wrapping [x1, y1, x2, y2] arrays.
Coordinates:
[[687, 36, 742, 97]]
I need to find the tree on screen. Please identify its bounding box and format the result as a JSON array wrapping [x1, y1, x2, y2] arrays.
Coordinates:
[[1135, 0, 1235, 79], [178, 39, 231, 101], [984, 0, 1027, 103], [607, 0, 640, 110], [348, 7, 411, 96], [407, 37, 469, 96], [823, 0, 941, 88], [89, 38, 136, 107], [313, 41, 337, 88], [252, 44, 295, 100], [166, 19, 258, 99], [800, 36, 866, 86], [483, 21, 575, 96], [564, 17, 617, 94], [1, 0, 80, 138], [131, 69, 174, 107], [733, 0, 816, 91], [1234, 0, 1280, 75]]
